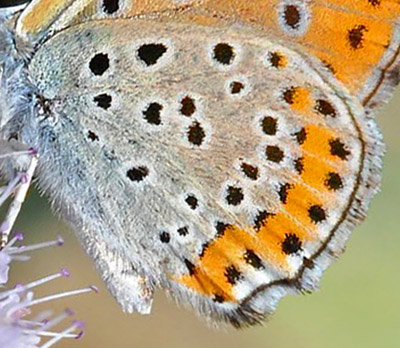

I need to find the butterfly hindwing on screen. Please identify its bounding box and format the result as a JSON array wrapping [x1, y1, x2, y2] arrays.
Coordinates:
[[24, 13, 382, 325]]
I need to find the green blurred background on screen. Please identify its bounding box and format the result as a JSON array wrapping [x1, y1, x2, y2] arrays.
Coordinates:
[[4, 90, 400, 348]]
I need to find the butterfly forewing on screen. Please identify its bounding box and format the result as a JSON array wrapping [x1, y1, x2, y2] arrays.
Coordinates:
[[17, 0, 400, 114]]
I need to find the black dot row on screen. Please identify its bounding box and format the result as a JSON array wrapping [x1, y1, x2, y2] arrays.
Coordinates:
[[89, 95, 207, 146], [283, 87, 337, 117], [88, 41, 237, 78], [226, 181, 328, 222], [264, 137, 351, 166], [93, 93, 198, 117]]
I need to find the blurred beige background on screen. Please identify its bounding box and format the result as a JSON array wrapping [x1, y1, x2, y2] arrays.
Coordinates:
[[4, 89, 400, 348]]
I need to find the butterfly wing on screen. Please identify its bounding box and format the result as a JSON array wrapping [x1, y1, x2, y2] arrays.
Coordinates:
[[200, 0, 400, 113], [20, 10, 382, 326], [17, 0, 400, 114]]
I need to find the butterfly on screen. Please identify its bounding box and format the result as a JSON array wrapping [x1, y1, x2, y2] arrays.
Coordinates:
[[0, 0, 399, 327]]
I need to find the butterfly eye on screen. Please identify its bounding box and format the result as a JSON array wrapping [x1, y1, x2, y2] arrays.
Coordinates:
[[0, 0, 29, 8], [102, 0, 119, 14]]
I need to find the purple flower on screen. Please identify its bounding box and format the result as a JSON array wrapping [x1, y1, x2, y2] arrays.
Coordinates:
[[0, 234, 97, 347], [0, 145, 96, 346], [0, 250, 11, 284]]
